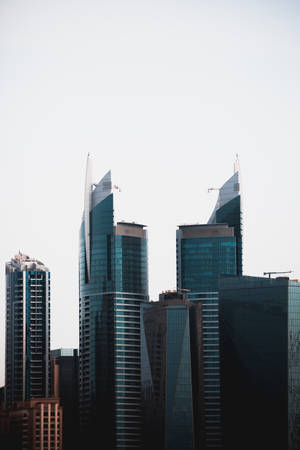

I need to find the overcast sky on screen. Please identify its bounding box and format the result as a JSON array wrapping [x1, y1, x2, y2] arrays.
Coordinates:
[[1, 0, 300, 385]]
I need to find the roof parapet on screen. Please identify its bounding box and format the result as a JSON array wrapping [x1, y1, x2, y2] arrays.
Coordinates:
[[6, 252, 49, 273]]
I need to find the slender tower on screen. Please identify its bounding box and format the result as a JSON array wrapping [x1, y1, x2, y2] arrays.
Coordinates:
[[5, 252, 50, 407], [79, 155, 149, 448], [176, 158, 242, 449]]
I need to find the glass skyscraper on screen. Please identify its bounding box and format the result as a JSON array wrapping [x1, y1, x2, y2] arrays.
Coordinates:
[[79, 155, 148, 449], [176, 162, 242, 449], [219, 275, 300, 450], [142, 291, 200, 450], [207, 159, 242, 275], [5, 252, 50, 407]]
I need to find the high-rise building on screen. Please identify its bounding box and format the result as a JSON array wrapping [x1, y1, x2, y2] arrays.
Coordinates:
[[176, 162, 242, 449], [5, 253, 50, 407], [219, 275, 300, 450], [50, 348, 79, 450], [79, 156, 149, 448], [142, 290, 201, 450], [5, 398, 62, 449]]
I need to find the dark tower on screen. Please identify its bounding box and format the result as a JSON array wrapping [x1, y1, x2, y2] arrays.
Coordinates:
[[219, 275, 300, 450], [176, 160, 242, 449], [79, 156, 149, 448]]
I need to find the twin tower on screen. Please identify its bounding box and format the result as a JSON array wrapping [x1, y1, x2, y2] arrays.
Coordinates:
[[5, 155, 300, 449], [79, 155, 242, 449]]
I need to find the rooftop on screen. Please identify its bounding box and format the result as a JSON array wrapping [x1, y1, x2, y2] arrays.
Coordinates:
[[6, 252, 49, 273], [117, 221, 147, 228]]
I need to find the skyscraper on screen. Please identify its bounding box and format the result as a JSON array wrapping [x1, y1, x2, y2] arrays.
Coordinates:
[[79, 156, 148, 448], [176, 161, 242, 449], [142, 290, 201, 450], [219, 275, 300, 450], [5, 253, 50, 407]]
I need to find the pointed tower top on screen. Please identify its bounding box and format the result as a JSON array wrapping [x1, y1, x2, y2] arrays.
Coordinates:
[[208, 156, 241, 224], [234, 154, 240, 174], [84, 154, 93, 282]]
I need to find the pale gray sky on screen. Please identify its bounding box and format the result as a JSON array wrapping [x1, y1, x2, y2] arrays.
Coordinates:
[[1, 0, 300, 385]]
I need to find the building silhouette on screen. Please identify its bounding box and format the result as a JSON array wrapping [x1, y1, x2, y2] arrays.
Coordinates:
[[142, 290, 202, 450], [176, 161, 242, 449], [79, 155, 149, 448], [219, 275, 300, 450], [5, 253, 50, 407], [51, 348, 79, 450]]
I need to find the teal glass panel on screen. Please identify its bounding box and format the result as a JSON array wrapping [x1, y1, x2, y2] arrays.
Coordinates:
[[219, 276, 290, 450], [288, 282, 300, 450], [216, 195, 242, 275], [180, 236, 236, 292], [165, 307, 194, 450]]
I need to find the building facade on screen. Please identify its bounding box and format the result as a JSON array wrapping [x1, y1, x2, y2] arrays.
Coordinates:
[[50, 349, 79, 450], [79, 156, 148, 448], [5, 253, 50, 407], [176, 162, 242, 449], [142, 291, 201, 450], [207, 159, 242, 275], [5, 398, 62, 450], [219, 275, 300, 450]]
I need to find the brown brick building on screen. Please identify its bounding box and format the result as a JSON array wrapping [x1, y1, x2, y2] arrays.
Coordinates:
[[1, 397, 62, 449]]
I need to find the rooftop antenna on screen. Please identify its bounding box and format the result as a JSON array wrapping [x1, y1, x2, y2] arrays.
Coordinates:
[[263, 270, 292, 279], [234, 153, 240, 173]]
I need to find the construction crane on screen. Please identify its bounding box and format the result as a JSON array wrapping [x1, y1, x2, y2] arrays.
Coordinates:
[[263, 271, 292, 279]]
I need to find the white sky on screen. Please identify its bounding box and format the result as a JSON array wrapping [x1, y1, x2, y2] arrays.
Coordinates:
[[1, 0, 300, 385]]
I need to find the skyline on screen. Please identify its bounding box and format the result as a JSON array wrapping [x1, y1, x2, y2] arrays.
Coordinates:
[[1, 0, 300, 388]]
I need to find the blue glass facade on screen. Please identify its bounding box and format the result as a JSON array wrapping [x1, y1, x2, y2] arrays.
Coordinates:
[[219, 276, 300, 450], [113, 231, 148, 450], [288, 283, 300, 450], [5, 255, 50, 407], [176, 224, 238, 449], [79, 192, 115, 441], [179, 236, 237, 292], [215, 196, 242, 276], [165, 306, 194, 450], [176, 165, 242, 449], [79, 165, 148, 448], [142, 292, 196, 450]]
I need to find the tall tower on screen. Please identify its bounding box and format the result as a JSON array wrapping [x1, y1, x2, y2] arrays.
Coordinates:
[[142, 291, 201, 450], [219, 275, 300, 450], [79, 155, 149, 448], [176, 160, 242, 449], [5, 252, 50, 407]]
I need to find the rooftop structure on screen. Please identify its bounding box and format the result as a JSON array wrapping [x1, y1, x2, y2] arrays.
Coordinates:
[[6, 252, 49, 273]]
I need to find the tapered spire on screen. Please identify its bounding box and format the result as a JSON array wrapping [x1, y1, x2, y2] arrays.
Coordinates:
[[84, 154, 92, 281], [83, 154, 112, 282], [208, 157, 241, 224]]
